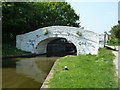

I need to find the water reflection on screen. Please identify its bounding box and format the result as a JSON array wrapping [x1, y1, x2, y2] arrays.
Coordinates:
[[2, 56, 59, 88], [16, 58, 47, 83]]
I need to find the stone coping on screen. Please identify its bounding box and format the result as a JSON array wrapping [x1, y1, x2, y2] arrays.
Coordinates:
[[40, 58, 59, 89]]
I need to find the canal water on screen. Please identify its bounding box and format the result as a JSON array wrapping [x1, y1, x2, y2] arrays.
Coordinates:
[[2, 55, 59, 89]]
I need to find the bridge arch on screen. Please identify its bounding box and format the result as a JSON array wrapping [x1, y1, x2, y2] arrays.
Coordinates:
[[16, 26, 101, 56], [34, 36, 78, 55]]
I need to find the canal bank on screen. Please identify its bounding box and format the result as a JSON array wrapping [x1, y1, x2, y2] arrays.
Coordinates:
[[41, 56, 70, 88], [41, 48, 118, 88]]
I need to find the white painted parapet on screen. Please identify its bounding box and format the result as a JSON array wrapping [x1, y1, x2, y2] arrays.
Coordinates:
[[16, 26, 104, 55], [99, 34, 104, 48]]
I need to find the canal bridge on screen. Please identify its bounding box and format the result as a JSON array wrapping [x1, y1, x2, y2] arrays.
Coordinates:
[[16, 26, 105, 56]]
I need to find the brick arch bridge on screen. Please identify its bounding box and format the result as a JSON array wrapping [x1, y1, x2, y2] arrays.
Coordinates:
[[16, 26, 104, 55]]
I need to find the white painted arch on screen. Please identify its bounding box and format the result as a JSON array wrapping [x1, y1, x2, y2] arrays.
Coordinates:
[[16, 26, 103, 55]]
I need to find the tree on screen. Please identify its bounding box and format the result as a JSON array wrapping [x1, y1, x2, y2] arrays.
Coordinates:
[[32, 2, 80, 27], [109, 23, 120, 44], [2, 2, 80, 42], [110, 24, 120, 39], [2, 2, 34, 42]]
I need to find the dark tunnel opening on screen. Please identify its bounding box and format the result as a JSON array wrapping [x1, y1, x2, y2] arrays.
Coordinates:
[[47, 38, 77, 57]]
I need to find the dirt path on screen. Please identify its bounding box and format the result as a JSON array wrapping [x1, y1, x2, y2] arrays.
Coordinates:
[[112, 46, 119, 77], [105, 45, 119, 78], [106, 45, 120, 78], [117, 46, 120, 78]]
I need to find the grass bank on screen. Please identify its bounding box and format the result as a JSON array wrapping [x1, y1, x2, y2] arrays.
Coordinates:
[[48, 48, 118, 88], [107, 43, 120, 46], [2, 43, 30, 55]]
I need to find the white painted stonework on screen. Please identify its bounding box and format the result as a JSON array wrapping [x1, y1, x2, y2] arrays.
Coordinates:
[[99, 34, 104, 48], [16, 26, 105, 55]]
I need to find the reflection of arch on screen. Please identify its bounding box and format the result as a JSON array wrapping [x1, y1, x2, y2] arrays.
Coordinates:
[[16, 59, 47, 83]]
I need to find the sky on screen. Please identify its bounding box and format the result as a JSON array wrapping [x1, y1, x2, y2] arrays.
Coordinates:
[[118, 1, 120, 21], [66, 0, 119, 34]]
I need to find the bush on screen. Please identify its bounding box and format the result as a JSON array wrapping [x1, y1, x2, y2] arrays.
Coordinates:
[[44, 29, 50, 35], [76, 31, 82, 36]]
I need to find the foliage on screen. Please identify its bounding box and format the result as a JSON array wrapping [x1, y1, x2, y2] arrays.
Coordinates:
[[2, 2, 34, 42], [107, 36, 120, 46], [2, 2, 80, 42], [119, 78, 120, 88], [118, 20, 120, 24], [49, 48, 118, 88], [107, 42, 120, 46], [44, 29, 50, 35], [110, 24, 120, 39], [76, 31, 82, 36], [108, 24, 120, 45], [2, 43, 30, 55]]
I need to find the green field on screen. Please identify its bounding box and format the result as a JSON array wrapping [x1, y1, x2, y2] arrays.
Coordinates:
[[49, 48, 118, 88]]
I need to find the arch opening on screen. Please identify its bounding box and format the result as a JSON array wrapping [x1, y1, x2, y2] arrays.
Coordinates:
[[47, 38, 77, 57]]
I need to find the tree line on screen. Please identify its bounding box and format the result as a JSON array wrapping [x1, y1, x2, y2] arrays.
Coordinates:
[[2, 2, 80, 43], [108, 21, 120, 45]]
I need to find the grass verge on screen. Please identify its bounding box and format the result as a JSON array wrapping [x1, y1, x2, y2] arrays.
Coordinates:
[[107, 43, 120, 46], [48, 48, 118, 88], [2, 43, 30, 55]]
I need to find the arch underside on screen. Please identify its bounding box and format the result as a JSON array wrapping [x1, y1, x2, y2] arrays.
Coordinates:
[[35, 37, 78, 56], [35, 37, 60, 54]]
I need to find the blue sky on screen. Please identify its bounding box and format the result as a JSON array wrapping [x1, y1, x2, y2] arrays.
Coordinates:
[[66, 1, 118, 34]]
